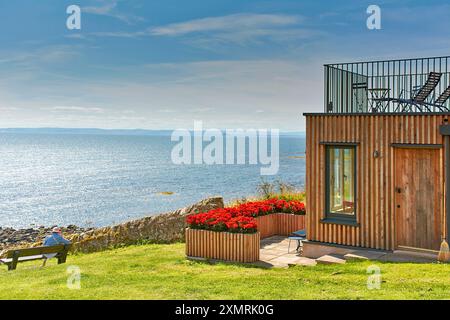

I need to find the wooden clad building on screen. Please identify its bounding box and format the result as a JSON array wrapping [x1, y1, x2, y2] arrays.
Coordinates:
[[304, 56, 450, 253]]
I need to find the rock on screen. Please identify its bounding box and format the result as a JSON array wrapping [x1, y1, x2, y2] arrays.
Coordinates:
[[179, 196, 224, 215], [0, 225, 93, 256]]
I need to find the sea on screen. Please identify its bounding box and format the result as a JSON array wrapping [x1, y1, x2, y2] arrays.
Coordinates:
[[0, 130, 306, 229]]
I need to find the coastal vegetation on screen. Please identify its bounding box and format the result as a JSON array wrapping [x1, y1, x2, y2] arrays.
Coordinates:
[[257, 180, 306, 202], [0, 243, 448, 300], [229, 180, 306, 206]]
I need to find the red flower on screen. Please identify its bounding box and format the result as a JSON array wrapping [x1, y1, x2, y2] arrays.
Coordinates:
[[186, 198, 306, 233]]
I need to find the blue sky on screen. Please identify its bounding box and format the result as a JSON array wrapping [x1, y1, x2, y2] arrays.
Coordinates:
[[1, 0, 450, 130]]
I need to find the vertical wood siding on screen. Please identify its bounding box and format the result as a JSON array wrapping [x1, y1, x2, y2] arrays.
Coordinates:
[[185, 229, 260, 262], [305, 114, 447, 250]]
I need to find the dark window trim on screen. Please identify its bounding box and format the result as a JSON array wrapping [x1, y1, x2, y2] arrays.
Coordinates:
[[320, 218, 360, 227], [320, 141, 359, 146], [325, 145, 357, 224], [390, 143, 442, 149]]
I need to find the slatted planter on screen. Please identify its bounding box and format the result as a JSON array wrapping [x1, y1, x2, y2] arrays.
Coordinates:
[[256, 213, 306, 239], [185, 228, 260, 263], [255, 215, 278, 239]]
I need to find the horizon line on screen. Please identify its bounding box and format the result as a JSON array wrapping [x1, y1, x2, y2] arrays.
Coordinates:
[[0, 127, 306, 134]]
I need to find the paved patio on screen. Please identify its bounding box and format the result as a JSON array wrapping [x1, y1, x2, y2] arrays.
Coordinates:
[[258, 236, 317, 268], [257, 236, 439, 268]]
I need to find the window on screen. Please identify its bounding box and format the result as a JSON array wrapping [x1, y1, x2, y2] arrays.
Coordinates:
[[325, 145, 356, 221]]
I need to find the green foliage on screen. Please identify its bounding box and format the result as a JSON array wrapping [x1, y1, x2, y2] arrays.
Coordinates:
[[226, 180, 306, 207], [256, 179, 306, 202]]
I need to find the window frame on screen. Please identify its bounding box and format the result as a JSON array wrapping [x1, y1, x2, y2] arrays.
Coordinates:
[[324, 144, 358, 224]]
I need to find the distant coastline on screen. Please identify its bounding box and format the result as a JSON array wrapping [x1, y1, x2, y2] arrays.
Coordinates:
[[0, 128, 306, 137]]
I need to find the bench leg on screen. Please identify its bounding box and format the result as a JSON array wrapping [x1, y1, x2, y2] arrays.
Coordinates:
[[58, 253, 68, 264], [10, 257, 18, 270], [42, 259, 48, 267]]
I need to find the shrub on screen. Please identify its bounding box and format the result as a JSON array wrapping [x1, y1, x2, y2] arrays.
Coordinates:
[[256, 179, 305, 202]]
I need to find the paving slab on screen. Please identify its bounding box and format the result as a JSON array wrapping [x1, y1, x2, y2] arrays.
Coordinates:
[[316, 254, 346, 265], [291, 257, 317, 266], [260, 244, 280, 250], [258, 235, 439, 268], [260, 249, 288, 256], [267, 247, 291, 254], [259, 254, 278, 261], [344, 250, 386, 261], [270, 254, 304, 265]]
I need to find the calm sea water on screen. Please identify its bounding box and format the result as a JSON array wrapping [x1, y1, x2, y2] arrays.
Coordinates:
[[0, 132, 305, 228]]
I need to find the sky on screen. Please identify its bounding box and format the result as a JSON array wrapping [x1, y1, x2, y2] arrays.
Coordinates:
[[1, 0, 450, 131]]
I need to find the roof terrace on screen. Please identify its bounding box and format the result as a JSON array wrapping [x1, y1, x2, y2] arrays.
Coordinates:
[[324, 56, 450, 113]]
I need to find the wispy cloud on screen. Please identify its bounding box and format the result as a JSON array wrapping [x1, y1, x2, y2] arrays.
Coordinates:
[[148, 13, 313, 48], [87, 13, 314, 48], [149, 13, 301, 36], [83, 0, 144, 24], [44, 106, 105, 113], [65, 34, 89, 40], [90, 31, 146, 38], [0, 106, 20, 111], [0, 45, 81, 68]]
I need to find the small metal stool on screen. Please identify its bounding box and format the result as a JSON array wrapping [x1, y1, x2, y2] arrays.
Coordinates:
[[288, 229, 307, 253]]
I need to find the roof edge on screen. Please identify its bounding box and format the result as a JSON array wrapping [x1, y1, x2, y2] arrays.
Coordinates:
[[303, 112, 450, 116]]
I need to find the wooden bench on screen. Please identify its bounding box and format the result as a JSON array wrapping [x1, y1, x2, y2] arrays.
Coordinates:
[[0, 244, 71, 271]]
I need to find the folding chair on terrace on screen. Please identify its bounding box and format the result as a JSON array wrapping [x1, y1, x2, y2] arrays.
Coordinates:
[[373, 72, 443, 111]]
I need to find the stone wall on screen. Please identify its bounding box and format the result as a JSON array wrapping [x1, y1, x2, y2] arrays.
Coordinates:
[[0, 197, 224, 257], [68, 197, 224, 253]]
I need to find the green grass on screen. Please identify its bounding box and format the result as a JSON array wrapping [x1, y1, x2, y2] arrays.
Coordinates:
[[0, 243, 448, 300]]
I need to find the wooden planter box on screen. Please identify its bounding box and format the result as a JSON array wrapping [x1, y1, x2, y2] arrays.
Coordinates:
[[255, 213, 306, 239], [255, 214, 278, 239], [185, 228, 260, 263]]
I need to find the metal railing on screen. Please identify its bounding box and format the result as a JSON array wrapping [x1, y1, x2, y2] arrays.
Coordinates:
[[324, 56, 450, 113]]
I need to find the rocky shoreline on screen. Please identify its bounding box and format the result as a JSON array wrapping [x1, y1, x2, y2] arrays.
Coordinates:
[[0, 196, 224, 256], [0, 225, 94, 250]]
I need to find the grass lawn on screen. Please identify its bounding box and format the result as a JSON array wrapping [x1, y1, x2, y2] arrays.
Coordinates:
[[0, 243, 448, 300]]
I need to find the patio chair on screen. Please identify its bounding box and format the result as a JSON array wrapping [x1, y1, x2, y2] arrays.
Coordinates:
[[352, 82, 368, 112], [288, 229, 306, 254], [373, 72, 443, 111], [413, 72, 442, 103], [435, 84, 450, 106]]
